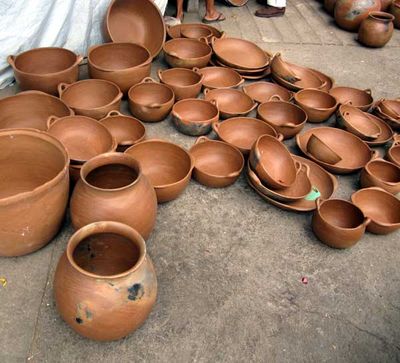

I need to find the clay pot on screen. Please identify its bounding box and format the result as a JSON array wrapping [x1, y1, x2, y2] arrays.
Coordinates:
[[324, 0, 337, 14], [58, 80, 122, 120], [54, 221, 157, 341], [310, 68, 335, 92], [351, 187, 400, 234], [212, 56, 270, 75], [390, 0, 400, 28], [88, 43, 152, 94], [0, 129, 69, 257], [198, 67, 244, 90], [361, 113, 394, 146], [171, 99, 219, 136], [212, 117, 283, 155], [105, 0, 165, 58], [181, 25, 213, 40], [387, 140, 400, 167], [128, 77, 175, 122], [0, 91, 72, 131], [167, 23, 224, 40], [360, 158, 400, 195], [381, 0, 393, 11], [189, 137, 244, 188], [294, 89, 338, 123], [312, 199, 370, 249], [158, 68, 203, 100], [47, 115, 117, 164], [334, 0, 381, 31], [203, 88, 256, 119], [376, 98, 400, 119], [242, 82, 293, 104], [99, 111, 146, 152], [163, 38, 212, 69], [329, 87, 373, 111], [358, 12, 395, 47], [306, 134, 342, 165], [7, 47, 82, 95], [270, 53, 301, 83], [257, 100, 307, 139], [125, 140, 194, 203]]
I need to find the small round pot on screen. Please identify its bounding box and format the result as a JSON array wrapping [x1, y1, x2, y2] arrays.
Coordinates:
[[189, 137, 244, 188], [243, 82, 293, 104], [390, 0, 400, 29], [58, 80, 123, 120], [198, 67, 244, 90], [88, 43, 152, 94], [306, 134, 342, 165], [329, 87, 373, 111], [387, 141, 400, 167], [358, 11, 395, 48], [334, 0, 381, 31], [312, 199, 370, 249], [54, 221, 157, 341], [172, 99, 219, 136], [158, 68, 203, 100], [7, 47, 82, 95], [128, 77, 175, 122]]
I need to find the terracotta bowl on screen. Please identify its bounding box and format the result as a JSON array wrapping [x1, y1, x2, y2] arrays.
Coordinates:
[[105, 0, 165, 58], [163, 38, 212, 69], [310, 68, 335, 91], [351, 187, 400, 234], [7, 47, 82, 95], [257, 100, 307, 139], [362, 113, 394, 146], [88, 43, 152, 94], [212, 117, 283, 155], [0, 91, 72, 131], [312, 199, 369, 249], [167, 23, 224, 40], [329, 87, 373, 111], [294, 89, 338, 123], [212, 56, 269, 74], [189, 137, 244, 188], [99, 110, 145, 151], [243, 82, 293, 103], [270, 53, 301, 83], [198, 67, 244, 90], [306, 134, 342, 165], [204, 88, 256, 119], [0, 129, 69, 256], [181, 26, 213, 40], [172, 99, 219, 136], [128, 77, 175, 122], [158, 68, 203, 100], [47, 115, 117, 164], [125, 139, 194, 203], [58, 79, 122, 120], [374, 99, 400, 131], [387, 141, 400, 167]]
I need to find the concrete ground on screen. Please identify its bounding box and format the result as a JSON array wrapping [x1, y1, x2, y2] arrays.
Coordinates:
[[1, 1, 400, 362]]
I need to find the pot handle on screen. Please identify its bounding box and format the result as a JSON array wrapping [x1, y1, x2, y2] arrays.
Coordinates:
[[209, 99, 219, 108], [294, 160, 302, 175], [142, 77, 156, 83], [157, 69, 164, 81], [210, 36, 217, 47], [363, 88, 372, 95], [192, 67, 200, 73], [219, 32, 227, 39], [194, 136, 209, 145], [269, 94, 283, 102], [7, 55, 16, 68], [198, 36, 209, 44], [57, 83, 69, 96], [315, 197, 323, 210], [46, 115, 59, 130], [203, 88, 210, 96], [370, 149, 380, 160], [211, 121, 219, 134], [302, 163, 311, 178], [248, 102, 257, 112], [74, 55, 84, 67], [110, 136, 118, 152], [237, 78, 245, 87], [106, 110, 123, 118], [277, 133, 284, 142], [363, 217, 372, 227]]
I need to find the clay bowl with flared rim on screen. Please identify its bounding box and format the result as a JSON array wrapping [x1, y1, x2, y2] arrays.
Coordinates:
[[99, 110, 145, 152], [376, 99, 400, 119], [351, 187, 400, 234], [0, 129, 69, 257], [181, 26, 213, 40], [105, 0, 165, 58], [198, 67, 244, 90], [270, 53, 301, 83], [360, 158, 400, 195], [167, 23, 224, 40], [257, 100, 307, 139], [47, 115, 117, 164], [189, 137, 244, 188], [387, 142, 400, 167], [7, 47, 82, 95], [306, 134, 342, 165], [125, 139, 194, 203], [128, 77, 175, 123], [294, 89, 338, 123], [329, 87, 374, 111], [296, 127, 377, 174], [212, 117, 283, 155], [171, 98, 219, 136], [362, 113, 394, 146], [163, 38, 212, 69], [309, 68, 335, 92], [249, 134, 301, 189], [242, 82, 293, 104], [203, 88, 256, 119], [312, 198, 370, 249], [157, 68, 203, 101], [0, 91, 72, 131], [58, 80, 123, 120]]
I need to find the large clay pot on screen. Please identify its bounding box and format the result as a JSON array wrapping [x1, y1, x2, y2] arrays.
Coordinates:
[[70, 152, 157, 239], [390, 0, 400, 28], [54, 221, 157, 341], [324, 0, 338, 14], [358, 11, 395, 47], [381, 0, 393, 11], [335, 0, 381, 31]]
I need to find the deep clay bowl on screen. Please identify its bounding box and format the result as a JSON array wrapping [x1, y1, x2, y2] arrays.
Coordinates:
[[329, 87, 374, 111], [243, 82, 293, 104], [198, 67, 244, 90], [387, 142, 400, 167], [158, 68, 203, 100]]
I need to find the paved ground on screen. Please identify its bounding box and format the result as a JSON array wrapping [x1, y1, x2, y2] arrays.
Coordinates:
[[1, 1, 400, 362]]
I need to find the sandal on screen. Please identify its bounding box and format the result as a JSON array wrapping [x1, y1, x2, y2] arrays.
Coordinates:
[[202, 12, 226, 24]]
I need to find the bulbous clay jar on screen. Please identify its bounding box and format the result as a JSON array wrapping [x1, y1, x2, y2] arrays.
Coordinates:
[[358, 11, 395, 47], [390, 0, 400, 28], [54, 221, 157, 341], [70, 152, 157, 240], [335, 0, 381, 31]]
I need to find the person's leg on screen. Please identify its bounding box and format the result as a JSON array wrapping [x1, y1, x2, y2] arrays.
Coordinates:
[[203, 0, 225, 23], [255, 0, 286, 18], [176, 0, 184, 21]]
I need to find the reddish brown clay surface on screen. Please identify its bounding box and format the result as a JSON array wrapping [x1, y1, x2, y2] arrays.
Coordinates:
[[381, 0, 393, 11], [334, 0, 381, 31], [387, 142, 400, 167], [167, 23, 224, 40], [163, 39, 212, 69], [306, 134, 342, 165], [310, 68, 335, 91], [158, 68, 203, 100], [243, 81, 293, 103], [198, 67, 244, 90], [329, 86, 373, 111], [361, 113, 394, 146], [181, 26, 212, 40], [324, 0, 337, 14], [358, 11, 395, 47], [390, 0, 400, 28]]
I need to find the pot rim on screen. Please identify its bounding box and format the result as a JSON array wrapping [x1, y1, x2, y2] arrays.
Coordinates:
[[338, 104, 381, 138], [216, 116, 279, 137], [295, 88, 338, 110], [204, 88, 256, 114], [128, 80, 175, 107], [163, 38, 212, 61], [158, 68, 203, 89], [199, 66, 243, 88], [364, 158, 400, 184], [368, 11, 395, 21], [172, 98, 219, 123], [329, 87, 373, 107], [257, 100, 308, 126]]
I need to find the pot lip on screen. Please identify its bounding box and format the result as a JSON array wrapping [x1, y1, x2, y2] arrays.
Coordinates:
[[205, 88, 256, 113], [128, 81, 175, 107], [163, 38, 212, 60], [159, 68, 203, 88], [66, 221, 146, 280], [0, 128, 69, 206], [173, 98, 219, 122], [368, 11, 395, 21], [364, 158, 400, 183], [257, 100, 308, 126]]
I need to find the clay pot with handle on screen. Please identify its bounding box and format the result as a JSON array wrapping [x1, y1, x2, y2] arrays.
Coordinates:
[[334, 0, 381, 31], [358, 11, 395, 47]]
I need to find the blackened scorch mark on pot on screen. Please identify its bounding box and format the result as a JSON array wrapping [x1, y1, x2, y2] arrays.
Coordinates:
[[127, 283, 144, 301], [76, 317, 83, 324]]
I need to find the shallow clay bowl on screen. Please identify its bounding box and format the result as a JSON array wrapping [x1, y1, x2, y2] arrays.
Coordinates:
[[212, 117, 283, 155], [306, 134, 342, 165], [189, 137, 244, 188], [387, 141, 400, 167], [270, 53, 301, 83], [125, 139, 194, 203], [257, 100, 307, 139], [243, 82, 293, 104], [309, 68, 335, 91], [351, 187, 400, 234], [376, 99, 400, 119], [362, 114, 394, 146], [158, 68, 203, 100], [167, 23, 224, 39], [198, 67, 244, 89], [105, 0, 165, 58], [329, 87, 373, 111]]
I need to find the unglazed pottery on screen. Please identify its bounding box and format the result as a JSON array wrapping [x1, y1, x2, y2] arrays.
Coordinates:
[[198, 67, 244, 90], [125, 140, 194, 203], [0, 129, 69, 257], [270, 53, 301, 83], [358, 11, 395, 47], [390, 0, 400, 28], [387, 141, 400, 167], [242, 82, 293, 104], [181, 25, 213, 40], [334, 0, 381, 31], [374, 99, 400, 130], [212, 56, 270, 74], [310, 68, 335, 92], [381, 0, 393, 11], [70, 153, 157, 239], [306, 134, 342, 165], [8, 47, 82, 95], [158, 68, 203, 100], [329, 86, 373, 111], [361, 113, 394, 146], [324, 0, 338, 14], [167, 23, 224, 40], [54, 221, 157, 341]]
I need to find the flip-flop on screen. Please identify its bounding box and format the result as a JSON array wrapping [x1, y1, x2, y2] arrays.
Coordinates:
[[202, 13, 225, 24]]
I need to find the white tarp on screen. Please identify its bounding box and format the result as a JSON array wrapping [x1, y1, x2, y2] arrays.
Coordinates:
[[0, 0, 167, 89]]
